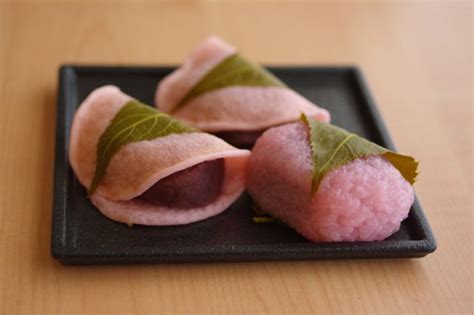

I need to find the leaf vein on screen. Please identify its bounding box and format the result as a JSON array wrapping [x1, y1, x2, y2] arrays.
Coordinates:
[[317, 134, 355, 178]]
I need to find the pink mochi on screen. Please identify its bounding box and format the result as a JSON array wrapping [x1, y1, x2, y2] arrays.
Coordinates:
[[69, 85, 250, 226], [155, 36, 330, 133], [247, 122, 414, 242]]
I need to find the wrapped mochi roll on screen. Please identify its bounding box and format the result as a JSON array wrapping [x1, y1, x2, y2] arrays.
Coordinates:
[[69, 85, 250, 225], [247, 115, 418, 242], [155, 36, 330, 148]]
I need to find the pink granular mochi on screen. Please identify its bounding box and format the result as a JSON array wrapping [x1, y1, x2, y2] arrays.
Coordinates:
[[247, 122, 414, 242]]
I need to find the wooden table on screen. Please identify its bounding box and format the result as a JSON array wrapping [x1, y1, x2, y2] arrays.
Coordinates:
[[0, 1, 472, 314]]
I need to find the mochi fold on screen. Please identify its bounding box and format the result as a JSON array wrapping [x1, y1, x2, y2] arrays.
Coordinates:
[[155, 36, 330, 133], [69, 85, 250, 225]]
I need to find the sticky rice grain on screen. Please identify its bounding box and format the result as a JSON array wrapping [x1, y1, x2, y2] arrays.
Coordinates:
[[247, 122, 414, 242]]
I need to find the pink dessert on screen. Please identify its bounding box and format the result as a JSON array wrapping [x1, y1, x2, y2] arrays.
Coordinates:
[[69, 85, 250, 225], [247, 122, 414, 242], [155, 36, 330, 147]]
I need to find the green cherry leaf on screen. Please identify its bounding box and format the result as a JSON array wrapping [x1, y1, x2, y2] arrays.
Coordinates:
[[300, 114, 418, 195], [89, 100, 198, 195], [173, 53, 286, 112]]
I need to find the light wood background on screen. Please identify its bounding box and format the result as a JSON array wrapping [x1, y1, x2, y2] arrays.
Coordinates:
[[0, 1, 472, 314]]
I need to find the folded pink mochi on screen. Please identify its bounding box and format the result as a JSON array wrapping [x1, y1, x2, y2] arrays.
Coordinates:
[[155, 36, 330, 133], [247, 122, 414, 242], [69, 85, 250, 225]]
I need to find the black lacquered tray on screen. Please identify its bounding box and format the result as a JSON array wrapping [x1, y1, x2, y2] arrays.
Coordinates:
[[52, 65, 436, 265]]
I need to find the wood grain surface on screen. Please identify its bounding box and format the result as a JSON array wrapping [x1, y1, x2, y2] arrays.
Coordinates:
[[0, 1, 472, 314]]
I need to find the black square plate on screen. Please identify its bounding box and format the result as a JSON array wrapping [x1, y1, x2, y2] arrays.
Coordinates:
[[52, 65, 436, 265]]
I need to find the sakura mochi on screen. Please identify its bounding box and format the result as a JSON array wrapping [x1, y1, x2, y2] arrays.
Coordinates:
[[69, 85, 250, 225], [247, 119, 418, 242], [155, 36, 330, 148]]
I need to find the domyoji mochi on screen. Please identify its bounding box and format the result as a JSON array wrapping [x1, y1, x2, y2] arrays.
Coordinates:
[[155, 36, 330, 148], [247, 122, 415, 242], [69, 85, 250, 226]]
